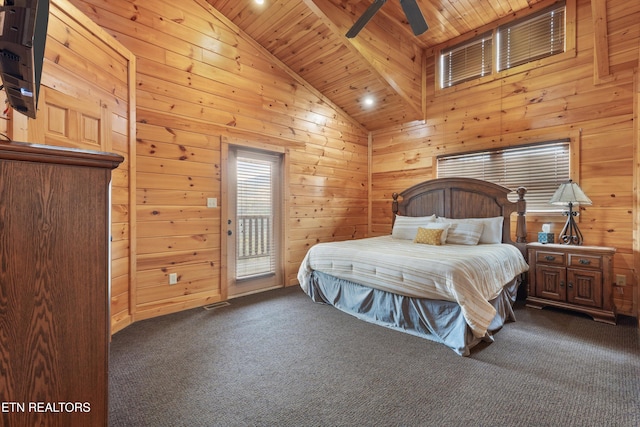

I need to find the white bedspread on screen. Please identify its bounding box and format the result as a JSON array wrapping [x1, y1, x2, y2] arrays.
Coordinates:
[[298, 236, 529, 338]]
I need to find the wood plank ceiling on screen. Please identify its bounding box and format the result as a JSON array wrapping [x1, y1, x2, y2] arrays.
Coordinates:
[[208, 0, 545, 131]]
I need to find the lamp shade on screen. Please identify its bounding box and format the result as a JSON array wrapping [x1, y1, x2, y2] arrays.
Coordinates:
[[549, 180, 592, 206]]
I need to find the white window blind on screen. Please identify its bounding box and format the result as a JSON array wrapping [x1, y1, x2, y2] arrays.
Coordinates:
[[437, 141, 570, 212], [497, 3, 565, 71], [441, 34, 492, 88], [236, 152, 277, 279]]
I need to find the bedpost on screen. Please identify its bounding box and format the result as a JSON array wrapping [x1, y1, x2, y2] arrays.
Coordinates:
[[516, 187, 527, 243], [392, 192, 399, 230]]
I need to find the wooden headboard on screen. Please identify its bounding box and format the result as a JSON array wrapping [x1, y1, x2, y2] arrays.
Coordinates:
[[392, 177, 527, 253]]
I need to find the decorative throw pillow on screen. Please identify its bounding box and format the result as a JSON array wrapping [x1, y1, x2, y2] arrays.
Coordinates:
[[421, 222, 450, 244], [414, 227, 444, 245], [391, 214, 436, 240], [445, 222, 484, 245]]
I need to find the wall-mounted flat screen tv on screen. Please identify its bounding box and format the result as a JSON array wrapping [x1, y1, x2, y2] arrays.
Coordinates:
[[0, 0, 49, 119]]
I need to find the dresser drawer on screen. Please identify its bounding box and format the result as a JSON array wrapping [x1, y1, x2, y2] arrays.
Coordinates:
[[568, 253, 602, 269], [535, 250, 565, 266]]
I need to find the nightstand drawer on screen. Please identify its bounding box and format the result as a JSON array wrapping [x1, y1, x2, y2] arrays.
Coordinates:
[[568, 253, 602, 269], [536, 251, 565, 266]]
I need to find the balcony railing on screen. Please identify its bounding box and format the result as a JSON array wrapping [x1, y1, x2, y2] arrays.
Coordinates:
[[237, 215, 271, 260]]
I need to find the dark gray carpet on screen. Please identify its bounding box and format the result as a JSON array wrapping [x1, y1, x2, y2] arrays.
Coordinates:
[[109, 286, 640, 427]]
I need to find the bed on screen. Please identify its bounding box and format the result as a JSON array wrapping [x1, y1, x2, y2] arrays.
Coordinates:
[[297, 177, 529, 356]]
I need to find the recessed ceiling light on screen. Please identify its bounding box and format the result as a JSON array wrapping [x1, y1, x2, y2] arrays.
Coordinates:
[[363, 96, 375, 107], [255, 0, 265, 4]]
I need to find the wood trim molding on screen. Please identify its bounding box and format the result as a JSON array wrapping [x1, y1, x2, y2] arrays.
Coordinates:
[[591, 0, 611, 83], [220, 142, 229, 301], [126, 38, 138, 330], [634, 65, 639, 324]]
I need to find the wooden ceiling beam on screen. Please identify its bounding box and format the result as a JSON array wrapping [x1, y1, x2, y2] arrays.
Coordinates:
[[304, 0, 424, 120]]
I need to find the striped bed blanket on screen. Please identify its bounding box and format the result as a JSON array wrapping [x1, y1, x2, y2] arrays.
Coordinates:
[[298, 236, 529, 338]]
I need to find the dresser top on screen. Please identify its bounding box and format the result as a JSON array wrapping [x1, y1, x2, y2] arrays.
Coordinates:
[[0, 141, 123, 169]]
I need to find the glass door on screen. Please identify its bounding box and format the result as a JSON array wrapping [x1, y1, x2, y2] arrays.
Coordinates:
[[227, 147, 283, 297]]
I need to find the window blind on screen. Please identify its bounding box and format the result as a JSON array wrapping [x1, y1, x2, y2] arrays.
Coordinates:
[[497, 3, 565, 71], [437, 141, 570, 212], [236, 153, 277, 279], [441, 34, 492, 88]]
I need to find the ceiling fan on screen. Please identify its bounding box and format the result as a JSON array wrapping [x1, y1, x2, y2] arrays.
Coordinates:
[[346, 0, 428, 38]]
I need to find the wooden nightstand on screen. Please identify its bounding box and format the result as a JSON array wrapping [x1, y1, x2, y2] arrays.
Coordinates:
[[526, 243, 616, 324]]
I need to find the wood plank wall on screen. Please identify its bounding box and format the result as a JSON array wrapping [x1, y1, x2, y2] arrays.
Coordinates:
[[371, 0, 639, 317], [71, 0, 369, 321], [7, 0, 136, 334]]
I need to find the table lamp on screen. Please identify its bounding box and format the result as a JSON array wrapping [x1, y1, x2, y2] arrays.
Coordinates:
[[549, 179, 592, 245]]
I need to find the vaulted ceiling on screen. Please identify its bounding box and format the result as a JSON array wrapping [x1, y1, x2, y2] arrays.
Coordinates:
[[207, 0, 546, 131]]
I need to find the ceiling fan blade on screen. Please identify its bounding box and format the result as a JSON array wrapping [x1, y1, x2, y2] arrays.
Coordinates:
[[399, 0, 428, 35], [346, 0, 387, 38]]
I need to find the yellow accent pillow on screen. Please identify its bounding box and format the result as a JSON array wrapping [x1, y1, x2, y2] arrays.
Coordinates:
[[414, 227, 444, 245]]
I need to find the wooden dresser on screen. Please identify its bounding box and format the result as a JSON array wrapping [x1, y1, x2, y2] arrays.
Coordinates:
[[526, 242, 616, 324], [0, 142, 123, 426]]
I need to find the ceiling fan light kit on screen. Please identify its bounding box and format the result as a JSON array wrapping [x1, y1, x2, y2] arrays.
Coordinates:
[[346, 0, 428, 38]]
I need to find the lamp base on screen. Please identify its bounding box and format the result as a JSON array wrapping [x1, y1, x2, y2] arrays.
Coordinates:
[[558, 206, 584, 245]]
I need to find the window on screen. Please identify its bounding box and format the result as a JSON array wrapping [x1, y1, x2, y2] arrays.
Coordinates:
[[439, 1, 566, 88], [441, 34, 492, 88], [497, 4, 565, 71], [437, 141, 570, 212]]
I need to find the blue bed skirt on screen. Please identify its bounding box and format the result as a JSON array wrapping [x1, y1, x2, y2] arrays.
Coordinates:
[[305, 270, 520, 356]]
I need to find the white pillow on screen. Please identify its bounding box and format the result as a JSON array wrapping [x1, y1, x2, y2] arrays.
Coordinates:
[[437, 216, 504, 244], [445, 221, 484, 245], [391, 215, 436, 240], [423, 222, 451, 245]]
